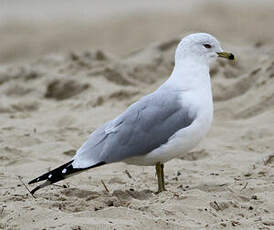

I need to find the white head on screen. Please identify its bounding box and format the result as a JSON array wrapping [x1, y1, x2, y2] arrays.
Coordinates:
[[175, 33, 234, 66]]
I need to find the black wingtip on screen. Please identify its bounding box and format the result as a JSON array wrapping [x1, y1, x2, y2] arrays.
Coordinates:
[[28, 160, 74, 185], [28, 160, 106, 194], [28, 178, 40, 185], [30, 180, 51, 195], [30, 185, 41, 195]]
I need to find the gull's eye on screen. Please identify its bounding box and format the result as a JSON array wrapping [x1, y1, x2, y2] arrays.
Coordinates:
[[203, 44, 212, 49]]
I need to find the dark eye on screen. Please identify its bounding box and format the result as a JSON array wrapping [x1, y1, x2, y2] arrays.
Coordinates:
[[203, 44, 212, 49]]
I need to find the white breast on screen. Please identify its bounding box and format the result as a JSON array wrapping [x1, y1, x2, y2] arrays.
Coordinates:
[[124, 88, 213, 166], [124, 60, 214, 166]]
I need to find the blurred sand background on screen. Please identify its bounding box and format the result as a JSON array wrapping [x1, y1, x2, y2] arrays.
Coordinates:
[[1, 0, 274, 229]]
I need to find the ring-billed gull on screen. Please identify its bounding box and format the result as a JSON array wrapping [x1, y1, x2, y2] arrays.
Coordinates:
[[28, 33, 235, 194]]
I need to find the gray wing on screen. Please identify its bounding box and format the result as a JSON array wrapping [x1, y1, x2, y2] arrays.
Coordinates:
[[72, 88, 196, 168]]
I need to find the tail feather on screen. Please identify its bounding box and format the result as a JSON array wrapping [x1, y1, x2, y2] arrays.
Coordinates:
[[28, 160, 105, 194]]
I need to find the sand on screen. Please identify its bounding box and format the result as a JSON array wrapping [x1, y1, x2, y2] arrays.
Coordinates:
[[1, 1, 274, 229]]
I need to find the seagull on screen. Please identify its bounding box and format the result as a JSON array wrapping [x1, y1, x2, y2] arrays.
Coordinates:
[[28, 33, 235, 194]]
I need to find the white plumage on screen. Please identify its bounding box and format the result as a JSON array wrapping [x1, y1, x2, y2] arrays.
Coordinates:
[[28, 33, 235, 194]]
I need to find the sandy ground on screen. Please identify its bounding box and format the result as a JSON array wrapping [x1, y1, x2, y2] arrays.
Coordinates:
[[1, 1, 274, 229]]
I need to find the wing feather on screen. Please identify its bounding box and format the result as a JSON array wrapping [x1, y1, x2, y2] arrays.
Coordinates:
[[73, 89, 196, 168]]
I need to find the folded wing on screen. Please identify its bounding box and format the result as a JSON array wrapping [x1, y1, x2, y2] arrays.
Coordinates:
[[72, 89, 196, 168]]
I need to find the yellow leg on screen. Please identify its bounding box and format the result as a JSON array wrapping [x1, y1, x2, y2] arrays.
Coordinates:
[[156, 162, 166, 193]]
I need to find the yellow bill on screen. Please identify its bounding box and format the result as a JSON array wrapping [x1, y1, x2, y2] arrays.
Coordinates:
[[217, 52, 235, 61]]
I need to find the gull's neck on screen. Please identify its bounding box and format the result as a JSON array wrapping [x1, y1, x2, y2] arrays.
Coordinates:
[[163, 58, 211, 91]]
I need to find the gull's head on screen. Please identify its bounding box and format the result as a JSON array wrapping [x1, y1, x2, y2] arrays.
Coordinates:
[[175, 33, 235, 66]]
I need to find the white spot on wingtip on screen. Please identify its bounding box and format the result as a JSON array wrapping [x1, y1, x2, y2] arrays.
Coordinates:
[[48, 174, 52, 179], [37, 178, 40, 181], [62, 168, 67, 174]]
